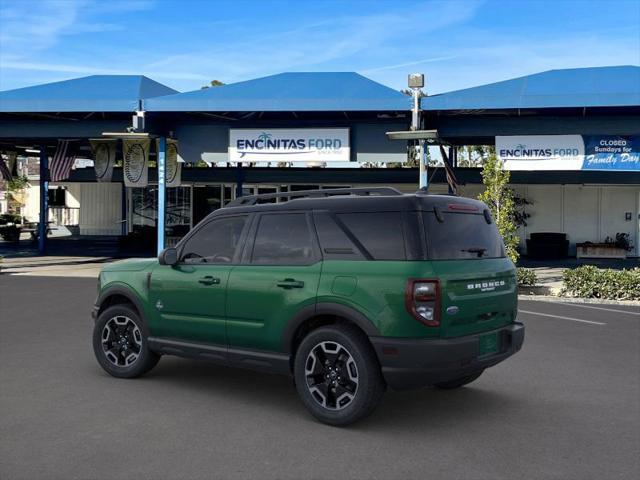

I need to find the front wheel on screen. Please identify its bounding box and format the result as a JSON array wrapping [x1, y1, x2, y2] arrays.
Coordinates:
[[92, 304, 160, 378], [294, 325, 385, 426], [434, 370, 483, 390]]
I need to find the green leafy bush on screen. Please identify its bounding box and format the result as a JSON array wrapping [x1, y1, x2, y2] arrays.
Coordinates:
[[478, 153, 519, 263], [561, 265, 640, 300], [517, 268, 538, 286]]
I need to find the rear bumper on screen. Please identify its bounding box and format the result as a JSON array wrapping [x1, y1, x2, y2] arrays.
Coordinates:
[[370, 323, 524, 390]]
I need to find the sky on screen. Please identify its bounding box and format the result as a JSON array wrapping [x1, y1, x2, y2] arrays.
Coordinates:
[[0, 0, 639, 94]]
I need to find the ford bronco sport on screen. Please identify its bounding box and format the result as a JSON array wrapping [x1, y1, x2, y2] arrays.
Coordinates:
[[92, 187, 524, 426]]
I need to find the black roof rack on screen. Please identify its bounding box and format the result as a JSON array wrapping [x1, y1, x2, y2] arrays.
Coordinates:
[[225, 187, 403, 207]]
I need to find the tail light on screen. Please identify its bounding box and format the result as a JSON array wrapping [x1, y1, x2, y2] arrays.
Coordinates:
[[405, 279, 440, 327]]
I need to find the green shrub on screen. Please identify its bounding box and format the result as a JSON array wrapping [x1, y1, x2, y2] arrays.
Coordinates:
[[517, 267, 538, 286], [561, 265, 640, 300]]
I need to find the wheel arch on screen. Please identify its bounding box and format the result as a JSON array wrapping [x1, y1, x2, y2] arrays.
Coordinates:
[[283, 303, 380, 357], [96, 284, 147, 321]]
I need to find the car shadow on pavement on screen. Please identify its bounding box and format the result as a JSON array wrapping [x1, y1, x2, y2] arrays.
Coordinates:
[[132, 356, 521, 430]]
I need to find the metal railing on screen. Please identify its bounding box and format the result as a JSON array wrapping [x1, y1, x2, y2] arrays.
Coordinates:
[[48, 207, 79, 226]]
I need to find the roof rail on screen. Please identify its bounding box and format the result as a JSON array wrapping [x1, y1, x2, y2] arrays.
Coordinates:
[[225, 187, 403, 207]]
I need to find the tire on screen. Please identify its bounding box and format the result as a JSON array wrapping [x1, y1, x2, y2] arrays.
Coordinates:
[[434, 370, 483, 390], [294, 324, 385, 427], [93, 304, 160, 378]]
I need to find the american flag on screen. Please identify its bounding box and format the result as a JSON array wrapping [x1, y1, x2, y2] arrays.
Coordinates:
[[50, 140, 77, 182], [0, 156, 12, 181], [439, 145, 458, 195]]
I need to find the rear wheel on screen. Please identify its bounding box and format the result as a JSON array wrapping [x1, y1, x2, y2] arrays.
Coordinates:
[[93, 304, 160, 378], [294, 325, 385, 426], [434, 370, 483, 389]]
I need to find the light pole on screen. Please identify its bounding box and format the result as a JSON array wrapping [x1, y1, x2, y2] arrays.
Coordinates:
[[408, 73, 426, 189]]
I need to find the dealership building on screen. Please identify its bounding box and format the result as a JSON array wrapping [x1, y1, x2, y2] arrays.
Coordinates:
[[0, 65, 638, 257]]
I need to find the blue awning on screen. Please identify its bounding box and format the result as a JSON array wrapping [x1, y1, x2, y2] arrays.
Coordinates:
[[422, 66, 640, 111], [0, 75, 178, 113], [145, 72, 410, 112]]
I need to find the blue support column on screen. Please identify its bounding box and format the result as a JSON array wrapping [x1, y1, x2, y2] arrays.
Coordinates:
[[235, 162, 244, 198], [157, 137, 166, 255], [419, 140, 428, 189], [38, 146, 48, 255]]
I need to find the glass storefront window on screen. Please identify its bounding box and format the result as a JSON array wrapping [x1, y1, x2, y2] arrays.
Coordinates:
[[193, 186, 222, 225], [130, 186, 191, 241]]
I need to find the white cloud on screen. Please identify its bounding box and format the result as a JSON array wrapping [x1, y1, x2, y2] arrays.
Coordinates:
[[0, 0, 152, 61], [138, 0, 484, 90], [418, 31, 640, 94], [1, 0, 638, 95], [361, 55, 459, 74]]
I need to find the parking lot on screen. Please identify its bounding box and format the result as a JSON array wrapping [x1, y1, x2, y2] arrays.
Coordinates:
[[1, 275, 638, 480]]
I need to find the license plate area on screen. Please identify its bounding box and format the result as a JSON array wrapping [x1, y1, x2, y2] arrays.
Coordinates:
[[478, 332, 499, 357]]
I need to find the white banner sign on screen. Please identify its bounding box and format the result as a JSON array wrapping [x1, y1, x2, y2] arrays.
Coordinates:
[[90, 139, 116, 182], [229, 128, 350, 162], [123, 138, 150, 187], [496, 135, 585, 170]]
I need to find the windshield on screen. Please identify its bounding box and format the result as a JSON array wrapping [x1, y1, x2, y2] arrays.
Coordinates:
[[423, 211, 506, 260]]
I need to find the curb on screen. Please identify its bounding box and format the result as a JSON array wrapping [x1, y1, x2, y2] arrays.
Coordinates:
[[518, 285, 557, 296], [518, 294, 640, 307]]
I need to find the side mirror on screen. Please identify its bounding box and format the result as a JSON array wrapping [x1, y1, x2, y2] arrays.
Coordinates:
[[158, 247, 178, 266]]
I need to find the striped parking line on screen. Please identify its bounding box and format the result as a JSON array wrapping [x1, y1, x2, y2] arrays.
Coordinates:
[[518, 309, 607, 326], [535, 301, 640, 317]]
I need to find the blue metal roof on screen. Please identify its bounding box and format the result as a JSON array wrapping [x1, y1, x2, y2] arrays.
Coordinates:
[[422, 66, 640, 111], [0, 75, 178, 113], [145, 72, 410, 112]]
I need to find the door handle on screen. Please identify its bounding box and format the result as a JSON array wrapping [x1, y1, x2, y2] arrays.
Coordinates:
[[276, 278, 305, 289], [198, 276, 220, 286]]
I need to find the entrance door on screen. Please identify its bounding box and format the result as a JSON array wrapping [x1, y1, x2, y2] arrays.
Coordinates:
[[600, 187, 639, 257], [149, 214, 250, 344], [226, 212, 322, 352]]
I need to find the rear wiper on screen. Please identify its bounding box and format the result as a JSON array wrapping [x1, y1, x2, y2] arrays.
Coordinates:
[[461, 247, 487, 257]]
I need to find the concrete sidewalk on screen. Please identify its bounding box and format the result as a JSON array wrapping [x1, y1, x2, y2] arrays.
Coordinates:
[[520, 266, 564, 295], [0, 255, 112, 277]]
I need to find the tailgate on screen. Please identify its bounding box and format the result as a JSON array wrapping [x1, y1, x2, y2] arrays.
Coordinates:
[[431, 258, 517, 338]]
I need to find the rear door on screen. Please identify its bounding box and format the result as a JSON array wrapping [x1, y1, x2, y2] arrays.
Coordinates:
[[423, 209, 517, 338], [226, 212, 321, 352], [149, 214, 250, 344]]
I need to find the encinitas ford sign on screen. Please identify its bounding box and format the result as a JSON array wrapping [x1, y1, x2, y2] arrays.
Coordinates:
[[497, 135, 584, 170], [497, 135, 640, 171], [582, 135, 640, 171], [229, 128, 350, 162]]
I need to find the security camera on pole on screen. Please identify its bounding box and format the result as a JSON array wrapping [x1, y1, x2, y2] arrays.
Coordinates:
[[408, 73, 426, 188]]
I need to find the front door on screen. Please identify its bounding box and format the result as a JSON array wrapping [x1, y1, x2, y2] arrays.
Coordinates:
[[226, 212, 321, 352], [149, 214, 250, 344]]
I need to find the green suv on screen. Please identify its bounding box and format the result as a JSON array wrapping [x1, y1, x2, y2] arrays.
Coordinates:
[[92, 187, 524, 426]]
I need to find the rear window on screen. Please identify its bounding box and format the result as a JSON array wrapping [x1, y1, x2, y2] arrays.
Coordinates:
[[423, 212, 505, 260]]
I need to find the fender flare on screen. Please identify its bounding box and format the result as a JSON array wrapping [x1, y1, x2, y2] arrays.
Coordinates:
[[282, 302, 380, 353], [96, 284, 148, 321]]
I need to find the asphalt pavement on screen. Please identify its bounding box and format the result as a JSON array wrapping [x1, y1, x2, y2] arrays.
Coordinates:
[[0, 275, 638, 480]]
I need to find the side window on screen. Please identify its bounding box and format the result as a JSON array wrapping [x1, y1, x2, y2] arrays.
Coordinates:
[[251, 213, 316, 265], [313, 212, 365, 260], [181, 215, 247, 264], [337, 212, 406, 260]]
